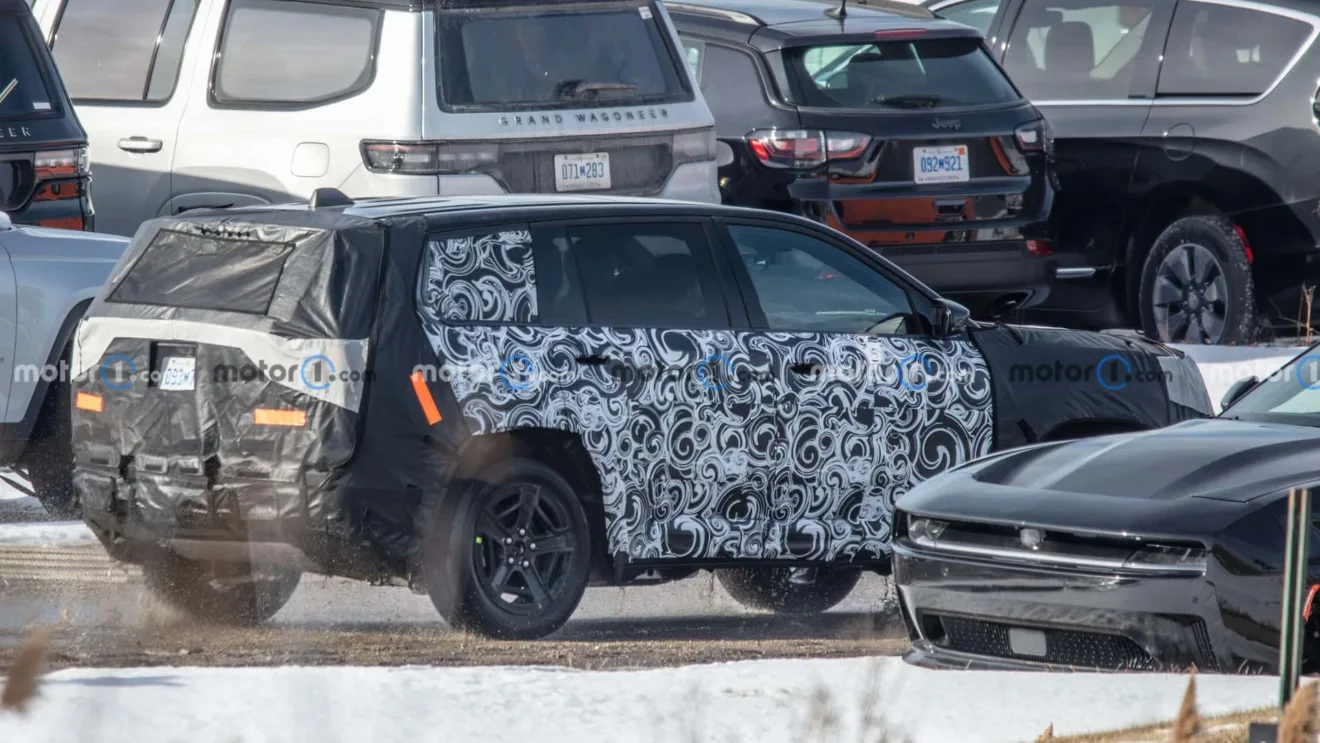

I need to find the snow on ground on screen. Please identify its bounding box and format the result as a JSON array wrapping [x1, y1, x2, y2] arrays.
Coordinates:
[[0, 657, 1278, 743], [0, 520, 96, 546]]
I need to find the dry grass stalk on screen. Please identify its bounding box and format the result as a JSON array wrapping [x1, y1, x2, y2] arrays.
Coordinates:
[[1035, 722, 1054, 741], [1, 625, 55, 714], [1279, 681, 1318, 743], [1303, 285, 1316, 346], [1171, 671, 1200, 742]]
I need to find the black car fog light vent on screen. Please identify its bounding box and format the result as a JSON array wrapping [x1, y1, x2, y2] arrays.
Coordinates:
[[920, 614, 947, 643]]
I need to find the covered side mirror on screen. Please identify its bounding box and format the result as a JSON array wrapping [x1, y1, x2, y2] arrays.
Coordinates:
[[932, 299, 971, 338], [1221, 375, 1258, 411]]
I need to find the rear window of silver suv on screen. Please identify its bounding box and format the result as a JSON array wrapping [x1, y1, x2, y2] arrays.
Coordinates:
[[436, 0, 691, 111]]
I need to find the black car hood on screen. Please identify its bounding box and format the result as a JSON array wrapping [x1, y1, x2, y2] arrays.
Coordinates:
[[898, 418, 1318, 536]]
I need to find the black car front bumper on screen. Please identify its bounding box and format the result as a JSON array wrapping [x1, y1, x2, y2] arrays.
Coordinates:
[[894, 540, 1239, 673]]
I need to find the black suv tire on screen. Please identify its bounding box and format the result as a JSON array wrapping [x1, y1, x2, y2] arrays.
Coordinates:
[[142, 553, 302, 625], [716, 566, 861, 614], [425, 457, 592, 640], [20, 382, 78, 519], [1138, 215, 1257, 345]]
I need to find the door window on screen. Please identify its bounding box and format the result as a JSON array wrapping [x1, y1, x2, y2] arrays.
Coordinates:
[[727, 225, 915, 334], [700, 45, 769, 114], [1002, 0, 1160, 100], [567, 222, 727, 329], [213, 0, 381, 106], [933, 0, 1002, 35], [52, 0, 199, 102], [1157, 1, 1311, 96], [680, 38, 704, 83]]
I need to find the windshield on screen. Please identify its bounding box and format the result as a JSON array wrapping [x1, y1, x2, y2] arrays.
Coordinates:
[[0, 17, 53, 118], [436, 1, 690, 111], [784, 37, 1021, 109], [1222, 350, 1320, 424]]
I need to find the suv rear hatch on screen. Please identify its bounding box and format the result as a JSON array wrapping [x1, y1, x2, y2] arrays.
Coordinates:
[[769, 28, 1051, 248], [71, 217, 380, 529], [372, 0, 714, 195], [0, 4, 91, 229]]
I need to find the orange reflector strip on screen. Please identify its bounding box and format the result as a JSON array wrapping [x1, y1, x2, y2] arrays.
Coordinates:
[[75, 392, 102, 413], [253, 408, 306, 427], [410, 371, 442, 425], [1306, 584, 1320, 622]]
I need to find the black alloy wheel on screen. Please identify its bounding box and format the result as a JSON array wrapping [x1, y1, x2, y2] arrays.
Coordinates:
[[1138, 215, 1257, 345], [472, 482, 579, 616]]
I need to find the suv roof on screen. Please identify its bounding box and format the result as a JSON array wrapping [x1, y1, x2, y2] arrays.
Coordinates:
[[667, 0, 978, 46]]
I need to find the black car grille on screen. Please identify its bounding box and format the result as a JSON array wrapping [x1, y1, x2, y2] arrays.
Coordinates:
[[495, 134, 673, 195], [934, 615, 1161, 670]]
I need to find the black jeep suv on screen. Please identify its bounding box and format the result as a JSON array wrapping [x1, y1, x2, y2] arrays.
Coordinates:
[[925, 0, 1320, 344], [0, 0, 92, 231], [670, 0, 1059, 320], [70, 191, 1207, 638]]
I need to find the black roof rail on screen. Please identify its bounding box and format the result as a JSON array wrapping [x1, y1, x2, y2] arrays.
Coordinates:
[[310, 188, 355, 209]]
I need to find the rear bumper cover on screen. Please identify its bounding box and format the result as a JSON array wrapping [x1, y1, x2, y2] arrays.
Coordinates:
[[893, 541, 1248, 673]]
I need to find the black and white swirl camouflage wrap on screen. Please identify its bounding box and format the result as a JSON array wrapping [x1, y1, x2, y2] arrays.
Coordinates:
[[417, 230, 995, 561]]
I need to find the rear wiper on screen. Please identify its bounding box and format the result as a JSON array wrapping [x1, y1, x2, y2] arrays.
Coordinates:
[[870, 93, 942, 108], [0, 79, 16, 106], [555, 80, 638, 99]]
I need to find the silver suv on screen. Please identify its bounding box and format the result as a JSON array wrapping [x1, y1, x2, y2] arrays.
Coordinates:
[[29, 0, 720, 237]]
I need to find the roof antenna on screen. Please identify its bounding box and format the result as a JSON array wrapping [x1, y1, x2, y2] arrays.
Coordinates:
[[825, 0, 847, 20]]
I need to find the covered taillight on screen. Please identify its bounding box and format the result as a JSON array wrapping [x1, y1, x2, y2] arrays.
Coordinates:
[[745, 129, 872, 169], [253, 408, 306, 427]]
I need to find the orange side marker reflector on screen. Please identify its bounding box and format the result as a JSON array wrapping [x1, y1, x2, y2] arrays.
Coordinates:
[[1305, 584, 1320, 622], [75, 392, 102, 413], [254, 408, 306, 427], [410, 371, 442, 425]]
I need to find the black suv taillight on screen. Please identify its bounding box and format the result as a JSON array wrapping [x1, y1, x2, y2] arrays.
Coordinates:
[[746, 129, 871, 170], [1014, 119, 1054, 158], [32, 147, 91, 230]]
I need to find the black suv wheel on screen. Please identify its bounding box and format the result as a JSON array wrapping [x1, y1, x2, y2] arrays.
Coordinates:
[[142, 553, 301, 625], [716, 566, 861, 614], [425, 458, 592, 639], [1138, 215, 1257, 345]]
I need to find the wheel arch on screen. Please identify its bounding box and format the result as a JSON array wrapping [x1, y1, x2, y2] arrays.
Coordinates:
[[451, 427, 611, 580]]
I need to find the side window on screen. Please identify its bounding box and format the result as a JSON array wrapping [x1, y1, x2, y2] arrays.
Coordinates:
[[934, 0, 1002, 35], [681, 38, 705, 83], [52, 0, 199, 103], [728, 225, 915, 335], [418, 226, 538, 325], [1157, 2, 1310, 96], [566, 222, 728, 329], [213, 0, 381, 107], [700, 45, 767, 120], [1002, 0, 1159, 100]]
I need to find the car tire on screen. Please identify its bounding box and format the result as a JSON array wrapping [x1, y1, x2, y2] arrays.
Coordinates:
[[142, 553, 301, 625], [716, 566, 862, 615], [424, 457, 592, 640], [20, 382, 78, 519], [1138, 215, 1257, 345]]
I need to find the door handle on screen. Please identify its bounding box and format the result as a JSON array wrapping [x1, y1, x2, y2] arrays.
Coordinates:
[[118, 137, 163, 153], [575, 354, 611, 366]]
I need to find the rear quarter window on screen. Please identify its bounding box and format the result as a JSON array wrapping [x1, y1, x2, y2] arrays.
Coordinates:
[[417, 227, 539, 325], [1157, 2, 1312, 96], [784, 36, 1020, 109], [0, 17, 53, 117], [109, 230, 295, 314]]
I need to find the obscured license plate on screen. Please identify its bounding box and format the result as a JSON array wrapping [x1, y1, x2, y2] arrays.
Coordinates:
[[914, 145, 969, 184], [554, 152, 611, 192], [159, 356, 196, 391]]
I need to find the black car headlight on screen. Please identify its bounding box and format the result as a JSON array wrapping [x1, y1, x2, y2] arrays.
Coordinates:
[[1121, 544, 1207, 573], [908, 516, 948, 542]]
